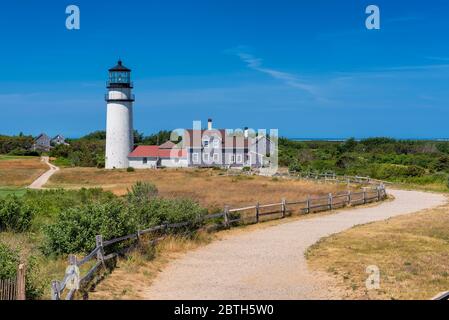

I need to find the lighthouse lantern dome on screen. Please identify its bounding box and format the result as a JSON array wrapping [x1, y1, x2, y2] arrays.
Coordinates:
[[108, 60, 132, 87]]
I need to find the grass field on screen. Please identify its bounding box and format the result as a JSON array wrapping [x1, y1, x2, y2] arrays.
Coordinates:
[[0, 187, 27, 197], [0, 156, 47, 188], [46, 167, 350, 210], [306, 201, 449, 300]]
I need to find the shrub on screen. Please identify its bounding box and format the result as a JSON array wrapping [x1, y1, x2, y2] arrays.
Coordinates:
[[126, 182, 158, 205], [23, 188, 115, 230], [288, 161, 302, 173], [373, 164, 426, 180], [242, 166, 251, 172], [0, 243, 43, 299], [8, 148, 40, 156], [134, 198, 207, 230], [0, 242, 19, 280], [0, 195, 34, 232], [127, 167, 135, 172], [43, 183, 206, 255], [44, 199, 137, 255]]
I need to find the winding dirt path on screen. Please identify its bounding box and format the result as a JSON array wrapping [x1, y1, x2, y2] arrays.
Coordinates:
[[142, 189, 446, 300], [28, 156, 59, 189]]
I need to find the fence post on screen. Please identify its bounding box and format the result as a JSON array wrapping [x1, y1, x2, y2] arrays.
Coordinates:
[[281, 198, 286, 218], [328, 193, 333, 210], [376, 187, 380, 201], [96, 235, 105, 268], [306, 196, 311, 214], [51, 280, 61, 300], [255, 202, 260, 223], [363, 188, 367, 204], [223, 205, 230, 228], [347, 190, 352, 206]]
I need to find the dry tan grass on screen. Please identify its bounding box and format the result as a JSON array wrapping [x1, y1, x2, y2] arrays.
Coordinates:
[[0, 156, 48, 187], [307, 201, 449, 300], [47, 167, 349, 209]]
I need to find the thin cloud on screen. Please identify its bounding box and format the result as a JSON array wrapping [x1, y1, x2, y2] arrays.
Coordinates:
[[233, 51, 317, 95], [427, 56, 449, 62]]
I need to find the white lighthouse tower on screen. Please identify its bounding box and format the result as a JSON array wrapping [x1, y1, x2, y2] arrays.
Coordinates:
[[105, 60, 135, 169]]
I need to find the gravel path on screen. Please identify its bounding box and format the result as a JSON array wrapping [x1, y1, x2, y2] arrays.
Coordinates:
[[28, 156, 59, 189], [143, 189, 446, 300]]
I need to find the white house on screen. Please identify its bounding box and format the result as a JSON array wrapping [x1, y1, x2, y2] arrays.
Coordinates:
[[128, 119, 277, 169]]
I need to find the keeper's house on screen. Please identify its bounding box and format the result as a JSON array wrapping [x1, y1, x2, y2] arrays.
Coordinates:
[[128, 141, 188, 169], [128, 119, 276, 169]]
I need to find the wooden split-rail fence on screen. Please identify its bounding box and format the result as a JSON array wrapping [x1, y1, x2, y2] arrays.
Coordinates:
[[51, 175, 387, 300], [0, 264, 26, 300]]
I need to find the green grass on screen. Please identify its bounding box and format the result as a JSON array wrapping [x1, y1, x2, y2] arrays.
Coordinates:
[[0, 187, 27, 197], [51, 157, 72, 167], [0, 155, 38, 161]]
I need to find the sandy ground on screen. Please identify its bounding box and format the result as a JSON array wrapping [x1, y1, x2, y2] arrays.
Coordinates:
[[142, 189, 446, 300], [28, 157, 59, 189]]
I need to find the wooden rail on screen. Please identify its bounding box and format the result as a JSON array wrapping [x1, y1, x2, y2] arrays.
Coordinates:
[[0, 264, 26, 300], [51, 182, 387, 300], [432, 291, 449, 300]]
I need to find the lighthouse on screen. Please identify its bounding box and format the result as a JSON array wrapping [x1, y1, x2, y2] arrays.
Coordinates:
[[105, 60, 135, 169]]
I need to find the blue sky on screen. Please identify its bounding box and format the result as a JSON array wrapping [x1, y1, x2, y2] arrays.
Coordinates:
[[0, 0, 448, 138]]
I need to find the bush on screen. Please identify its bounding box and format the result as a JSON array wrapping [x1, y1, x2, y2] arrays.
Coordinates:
[[127, 167, 135, 172], [23, 188, 115, 230], [0, 243, 43, 299], [43, 183, 207, 255], [0, 195, 34, 232], [44, 199, 137, 255], [372, 164, 426, 180], [8, 148, 40, 156], [288, 161, 302, 173], [127, 181, 158, 205], [134, 198, 207, 230], [0, 242, 19, 280]]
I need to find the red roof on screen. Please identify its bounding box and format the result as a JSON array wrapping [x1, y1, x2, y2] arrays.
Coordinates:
[[128, 145, 186, 158]]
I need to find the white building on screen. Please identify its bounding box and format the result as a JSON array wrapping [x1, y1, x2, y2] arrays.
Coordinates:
[[105, 60, 135, 169], [103, 62, 277, 170]]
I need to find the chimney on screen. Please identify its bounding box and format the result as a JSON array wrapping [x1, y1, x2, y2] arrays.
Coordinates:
[[207, 118, 213, 130], [244, 127, 249, 138]]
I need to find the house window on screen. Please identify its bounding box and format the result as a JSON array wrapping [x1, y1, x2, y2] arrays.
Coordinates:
[[229, 154, 235, 163], [213, 139, 219, 148], [213, 153, 219, 162], [192, 153, 199, 163], [202, 135, 210, 148], [236, 154, 243, 164], [203, 153, 210, 162], [143, 157, 148, 164]]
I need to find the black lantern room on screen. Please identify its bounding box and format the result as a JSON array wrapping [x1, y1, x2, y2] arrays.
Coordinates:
[[107, 60, 132, 88]]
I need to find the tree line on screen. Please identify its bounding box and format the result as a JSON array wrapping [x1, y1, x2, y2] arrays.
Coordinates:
[[280, 137, 449, 187], [0, 130, 175, 167]]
